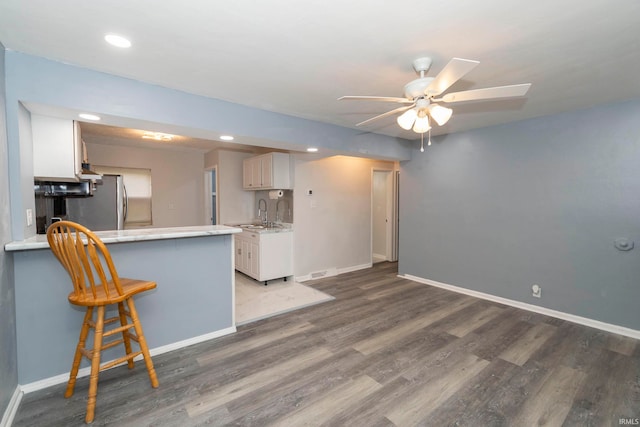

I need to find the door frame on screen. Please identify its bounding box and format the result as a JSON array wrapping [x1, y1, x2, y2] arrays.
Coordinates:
[[371, 167, 399, 263], [204, 166, 218, 225]]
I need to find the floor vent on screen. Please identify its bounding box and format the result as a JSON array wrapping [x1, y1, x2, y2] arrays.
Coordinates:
[[311, 270, 328, 279]]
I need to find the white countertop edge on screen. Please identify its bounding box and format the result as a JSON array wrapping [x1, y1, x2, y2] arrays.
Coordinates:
[[5, 225, 243, 252]]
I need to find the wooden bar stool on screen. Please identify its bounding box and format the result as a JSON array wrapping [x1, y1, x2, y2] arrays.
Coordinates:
[[47, 221, 159, 423]]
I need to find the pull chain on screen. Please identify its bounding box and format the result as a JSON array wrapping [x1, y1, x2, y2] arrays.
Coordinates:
[[420, 132, 424, 152]]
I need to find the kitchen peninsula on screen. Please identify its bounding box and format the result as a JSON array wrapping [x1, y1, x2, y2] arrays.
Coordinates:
[[5, 225, 241, 387]]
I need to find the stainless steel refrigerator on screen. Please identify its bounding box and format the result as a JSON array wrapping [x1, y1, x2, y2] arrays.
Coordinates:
[[66, 174, 127, 230]]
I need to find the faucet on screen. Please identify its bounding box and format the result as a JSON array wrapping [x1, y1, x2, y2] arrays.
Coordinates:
[[258, 198, 267, 224], [276, 199, 289, 222]]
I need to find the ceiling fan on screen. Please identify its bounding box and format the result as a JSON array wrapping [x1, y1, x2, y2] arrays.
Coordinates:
[[339, 57, 531, 149]]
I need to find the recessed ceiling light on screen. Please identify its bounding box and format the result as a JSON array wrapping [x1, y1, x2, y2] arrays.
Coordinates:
[[220, 135, 234, 141], [78, 113, 101, 121], [142, 131, 173, 141], [104, 34, 132, 48], [306, 147, 319, 152]]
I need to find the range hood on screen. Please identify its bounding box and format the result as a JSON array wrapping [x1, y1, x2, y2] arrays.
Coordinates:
[[79, 140, 102, 181], [79, 163, 102, 181], [35, 180, 93, 197]]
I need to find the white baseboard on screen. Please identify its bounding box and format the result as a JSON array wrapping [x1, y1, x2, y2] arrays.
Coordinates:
[[372, 253, 386, 263], [19, 326, 236, 394], [296, 262, 373, 282], [296, 267, 338, 282], [401, 274, 640, 340], [0, 386, 22, 427], [338, 263, 372, 275], [148, 326, 236, 357]]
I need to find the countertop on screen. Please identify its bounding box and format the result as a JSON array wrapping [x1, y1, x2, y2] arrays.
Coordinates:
[[227, 223, 294, 234], [5, 224, 242, 252]]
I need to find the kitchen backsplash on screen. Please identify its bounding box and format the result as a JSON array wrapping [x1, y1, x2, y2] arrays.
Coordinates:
[[254, 189, 293, 223]]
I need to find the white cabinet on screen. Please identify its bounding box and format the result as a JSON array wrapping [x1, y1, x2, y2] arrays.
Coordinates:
[[242, 156, 262, 189], [242, 152, 291, 190], [234, 230, 293, 283], [32, 115, 82, 182]]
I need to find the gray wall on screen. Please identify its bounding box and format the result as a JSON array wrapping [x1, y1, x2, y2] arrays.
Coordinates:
[[0, 42, 18, 418], [399, 99, 640, 330]]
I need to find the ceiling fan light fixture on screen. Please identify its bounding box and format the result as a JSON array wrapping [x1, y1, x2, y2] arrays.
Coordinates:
[[428, 104, 453, 126], [104, 34, 132, 48], [412, 115, 431, 134], [397, 108, 417, 130]]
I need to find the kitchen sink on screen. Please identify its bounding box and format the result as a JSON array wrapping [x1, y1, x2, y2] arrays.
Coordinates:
[[236, 223, 287, 231]]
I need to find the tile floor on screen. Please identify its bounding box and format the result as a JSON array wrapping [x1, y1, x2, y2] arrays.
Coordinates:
[[234, 272, 334, 325]]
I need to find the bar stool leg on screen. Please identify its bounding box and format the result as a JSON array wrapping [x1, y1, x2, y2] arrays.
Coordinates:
[[126, 298, 159, 388], [117, 302, 135, 369], [66, 307, 94, 399], [86, 305, 105, 424]]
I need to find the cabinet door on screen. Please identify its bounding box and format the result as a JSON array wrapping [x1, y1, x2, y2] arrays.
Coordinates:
[[32, 115, 82, 181], [241, 239, 251, 273], [249, 242, 260, 277], [260, 154, 273, 188], [234, 236, 242, 270], [251, 157, 262, 188], [242, 158, 254, 189]]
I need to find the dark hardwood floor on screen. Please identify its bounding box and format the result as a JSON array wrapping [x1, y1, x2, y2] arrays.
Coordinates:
[[13, 262, 640, 426]]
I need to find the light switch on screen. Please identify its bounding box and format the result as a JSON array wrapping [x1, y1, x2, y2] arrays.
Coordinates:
[[26, 208, 33, 226]]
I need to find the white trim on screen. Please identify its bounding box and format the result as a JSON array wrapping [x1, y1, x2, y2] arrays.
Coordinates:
[[0, 386, 22, 427], [372, 253, 386, 264], [148, 326, 236, 357], [338, 263, 372, 275], [401, 274, 640, 340], [296, 263, 372, 282], [295, 267, 337, 282], [19, 326, 236, 394]]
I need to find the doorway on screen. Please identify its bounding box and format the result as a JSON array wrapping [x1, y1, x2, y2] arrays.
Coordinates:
[[204, 167, 218, 225], [372, 169, 398, 263]]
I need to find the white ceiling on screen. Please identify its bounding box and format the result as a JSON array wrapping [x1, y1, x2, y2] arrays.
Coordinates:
[[1, 0, 639, 147]]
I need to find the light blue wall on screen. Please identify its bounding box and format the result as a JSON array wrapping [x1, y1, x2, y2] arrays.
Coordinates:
[[13, 234, 234, 384], [0, 42, 18, 419], [399, 99, 640, 330], [4, 51, 412, 240]]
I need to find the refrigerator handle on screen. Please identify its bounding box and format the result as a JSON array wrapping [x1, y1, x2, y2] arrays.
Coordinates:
[[123, 184, 128, 222]]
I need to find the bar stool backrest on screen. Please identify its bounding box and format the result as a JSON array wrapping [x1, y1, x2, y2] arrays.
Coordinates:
[[47, 220, 124, 301]]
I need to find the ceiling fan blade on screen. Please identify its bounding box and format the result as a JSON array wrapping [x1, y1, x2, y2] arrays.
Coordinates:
[[425, 58, 479, 97], [339, 95, 414, 104], [356, 104, 415, 127], [439, 83, 532, 103]]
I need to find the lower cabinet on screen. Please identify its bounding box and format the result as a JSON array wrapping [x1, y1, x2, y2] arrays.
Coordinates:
[[234, 230, 293, 283]]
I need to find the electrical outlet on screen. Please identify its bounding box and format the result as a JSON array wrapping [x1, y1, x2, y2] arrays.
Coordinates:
[[532, 284, 541, 298], [26, 208, 33, 226]]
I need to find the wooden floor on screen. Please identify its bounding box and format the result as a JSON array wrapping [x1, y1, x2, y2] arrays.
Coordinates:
[[14, 262, 640, 426]]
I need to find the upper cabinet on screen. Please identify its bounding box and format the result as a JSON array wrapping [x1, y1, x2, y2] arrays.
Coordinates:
[[32, 115, 82, 182], [243, 152, 291, 190]]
